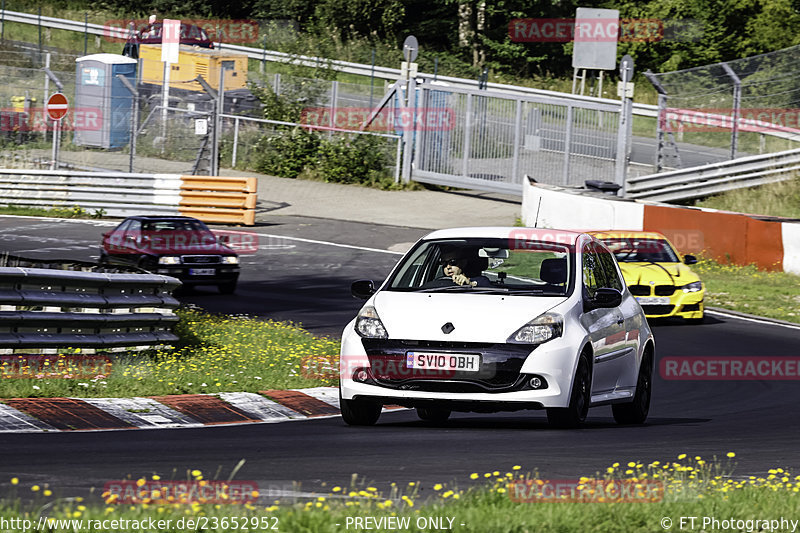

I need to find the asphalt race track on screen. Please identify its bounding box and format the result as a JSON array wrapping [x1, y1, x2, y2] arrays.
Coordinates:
[[1, 215, 799, 501]]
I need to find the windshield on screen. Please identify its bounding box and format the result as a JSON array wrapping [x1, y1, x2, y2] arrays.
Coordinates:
[[387, 238, 574, 296], [602, 238, 680, 263]]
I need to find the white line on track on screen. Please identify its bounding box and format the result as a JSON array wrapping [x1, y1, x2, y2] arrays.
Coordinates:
[[253, 232, 404, 255], [706, 309, 800, 331]]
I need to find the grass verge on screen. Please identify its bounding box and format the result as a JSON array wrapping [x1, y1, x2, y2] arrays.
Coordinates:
[[694, 176, 800, 219], [0, 204, 107, 219], [0, 309, 338, 398], [2, 455, 799, 532], [694, 259, 800, 322]]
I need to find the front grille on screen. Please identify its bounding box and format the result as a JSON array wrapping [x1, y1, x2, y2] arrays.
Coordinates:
[[654, 285, 676, 296], [629, 285, 651, 296], [361, 339, 533, 393], [641, 304, 674, 315], [182, 255, 221, 264]]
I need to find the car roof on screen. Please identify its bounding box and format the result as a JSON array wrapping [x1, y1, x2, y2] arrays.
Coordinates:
[[422, 226, 585, 244], [588, 230, 667, 240], [124, 215, 201, 221]]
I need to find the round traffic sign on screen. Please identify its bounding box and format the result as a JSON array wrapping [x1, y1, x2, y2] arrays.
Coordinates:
[[402, 35, 419, 63], [46, 93, 69, 121]]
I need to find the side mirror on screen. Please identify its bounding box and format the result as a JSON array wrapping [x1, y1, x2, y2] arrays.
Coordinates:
[[683, 254, 698, 265], [351, 279, 376, 300], [591, 287, 623, 309]]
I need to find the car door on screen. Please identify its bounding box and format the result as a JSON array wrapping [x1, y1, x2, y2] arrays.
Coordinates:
[[119, 219, 143, 265], [597, 241, 642, 392], [579, 242, 627, 395], [103, 219, 131, 262]]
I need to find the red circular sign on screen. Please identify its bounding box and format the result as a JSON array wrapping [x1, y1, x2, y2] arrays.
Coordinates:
[[46, 93, 69, 121]]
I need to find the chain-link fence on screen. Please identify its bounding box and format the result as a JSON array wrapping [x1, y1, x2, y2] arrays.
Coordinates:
[[0, 46, 401, 179], [646, 44, 800, 171]]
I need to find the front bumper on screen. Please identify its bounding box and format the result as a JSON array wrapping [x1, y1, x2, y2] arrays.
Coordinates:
[[340, 329, 578, 410], [154, 266, 240, 286], [633, 289, 704, 319]]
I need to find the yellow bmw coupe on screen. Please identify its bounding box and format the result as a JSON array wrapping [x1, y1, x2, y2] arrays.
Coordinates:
[[590, 231, 704, 323]]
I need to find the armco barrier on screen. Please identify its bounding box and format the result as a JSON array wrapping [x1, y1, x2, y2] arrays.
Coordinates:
[[521, 179, 800, 274], [0, 170, 257, 225], [0, 254, 180, 354]]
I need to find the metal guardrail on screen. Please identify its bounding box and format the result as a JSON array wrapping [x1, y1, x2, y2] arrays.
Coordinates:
[[0, 170, 258, 225], [626, 147, 800, 201], [0, 254, 180, 353]]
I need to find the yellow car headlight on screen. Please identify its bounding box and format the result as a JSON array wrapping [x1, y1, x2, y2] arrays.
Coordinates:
[[681, 281, 703, 293]]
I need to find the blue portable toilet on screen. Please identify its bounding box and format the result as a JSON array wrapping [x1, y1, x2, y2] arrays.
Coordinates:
[[74, 54, 137, 149]]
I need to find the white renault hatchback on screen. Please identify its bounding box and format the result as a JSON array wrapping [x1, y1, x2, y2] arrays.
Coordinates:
[[339, 227, 654, 428]]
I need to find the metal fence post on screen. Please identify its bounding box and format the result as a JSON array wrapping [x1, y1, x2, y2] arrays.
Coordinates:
[[511, 99, 522, 185], [562, 105, 573, 186], [722, 62, 741, 160], [43, 53, 50, 143], [329, 80, 339, 137], [83, 12, 88, 56], [615, 55, 634, 195], [462, 93, 473, 178], [214, 67, 226, 176], [232, 117, 240, 168], [401, 77, 417, 183], [116, 74, 139, 173]]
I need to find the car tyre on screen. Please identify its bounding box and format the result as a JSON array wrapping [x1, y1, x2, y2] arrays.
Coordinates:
[[416, 407, 451, 424], [218, 281, 237, 294], [547, 353, 590, 429], [339, 389, 381, 426], [612, 348, 653, 425]]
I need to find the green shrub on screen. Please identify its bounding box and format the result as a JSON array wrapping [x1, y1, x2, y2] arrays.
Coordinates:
[[315, 134, 388, 184], [255, 127, 321, 178]]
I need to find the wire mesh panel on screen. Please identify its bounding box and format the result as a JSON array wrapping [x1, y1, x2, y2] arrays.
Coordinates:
[[648, 44, 800, 169], [414, 83, 621, 193]]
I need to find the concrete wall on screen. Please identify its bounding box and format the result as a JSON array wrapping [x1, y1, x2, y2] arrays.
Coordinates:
[[521, 179, 800, 274]]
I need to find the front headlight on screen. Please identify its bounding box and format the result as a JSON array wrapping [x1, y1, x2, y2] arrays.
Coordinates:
[[222, 256, 239, 264], [507, 312, 563, 345], [355, 305, 388, 339], [681, 281, 703, 293], [158, 256, 181, 265]]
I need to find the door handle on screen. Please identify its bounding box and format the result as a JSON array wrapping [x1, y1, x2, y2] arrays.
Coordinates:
[[616, 317, 624, 325]]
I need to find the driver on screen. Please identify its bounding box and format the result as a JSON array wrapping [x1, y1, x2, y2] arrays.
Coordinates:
[[439, 248, 490, 287]]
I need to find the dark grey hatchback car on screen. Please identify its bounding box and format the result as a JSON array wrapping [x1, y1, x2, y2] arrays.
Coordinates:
[[99, 216, 240, 293]]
